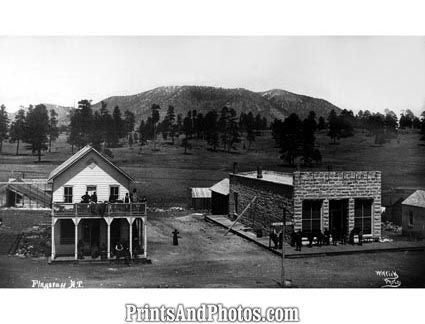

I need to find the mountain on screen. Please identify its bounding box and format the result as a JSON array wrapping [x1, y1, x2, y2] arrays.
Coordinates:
[[92, 85, 341, 122], [8, 104, 73, 126], [260, 89, 341, 119], [42, 104, 73, 126]]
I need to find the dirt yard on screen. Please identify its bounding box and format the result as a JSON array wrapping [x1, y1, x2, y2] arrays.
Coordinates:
[[1, 212, 424, 288]]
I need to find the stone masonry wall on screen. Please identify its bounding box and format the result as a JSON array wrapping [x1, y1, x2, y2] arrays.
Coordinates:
[[293, 171, 382, 238], [229, 174, 294, 237]]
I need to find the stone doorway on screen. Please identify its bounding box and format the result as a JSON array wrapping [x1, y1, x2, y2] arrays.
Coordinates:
[[329, 199, 348, 240]]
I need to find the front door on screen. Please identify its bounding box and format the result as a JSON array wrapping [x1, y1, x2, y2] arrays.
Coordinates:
[[329, 199, 348, 240], [82, 219, 101, 253]]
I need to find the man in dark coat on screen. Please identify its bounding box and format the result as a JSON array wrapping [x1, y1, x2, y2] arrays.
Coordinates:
[[81, 192, 90, 203], [270, 228, 279, 249], [172, 229, 179, 246], [295, 230, 302, 251], [90, 192, 97, 203]]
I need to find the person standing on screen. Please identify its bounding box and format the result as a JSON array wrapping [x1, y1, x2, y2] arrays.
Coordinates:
[[90, 191, 97, 203], [115, 242, 124, 264], [81, 191, 90, 203], [172, 229, 179, 246], [295, 230, 302, 251], [130, 188, 139, 203]]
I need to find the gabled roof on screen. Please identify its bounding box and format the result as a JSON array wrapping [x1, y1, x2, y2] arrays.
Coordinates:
[[191, 187, 212, 199], [402, 190, 425, 209], [210, 178, 229, 195], [48, 145, 134, 182]]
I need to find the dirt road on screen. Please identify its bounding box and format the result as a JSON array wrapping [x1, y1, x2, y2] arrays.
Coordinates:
[[0, 213, 424, 288]]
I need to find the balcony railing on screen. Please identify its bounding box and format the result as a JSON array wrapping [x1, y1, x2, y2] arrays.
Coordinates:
[[52, 202, 147, 217]]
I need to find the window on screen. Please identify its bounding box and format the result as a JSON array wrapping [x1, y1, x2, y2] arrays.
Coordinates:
[[86, 185, 96, 196], [60, 219, 75, 245], [15, 193, 23, 206], [110, 186, 119, 202], [354, 199, 372, 235], [409, 211, 414, 226], [302, 200, 322, 233], [64, 186, 73, 203]]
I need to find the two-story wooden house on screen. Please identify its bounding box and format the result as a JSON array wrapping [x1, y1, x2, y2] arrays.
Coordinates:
[[48, 145, 147, 262]]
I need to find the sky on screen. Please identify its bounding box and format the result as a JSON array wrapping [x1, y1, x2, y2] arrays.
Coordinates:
[[0, 36, 424, 115]]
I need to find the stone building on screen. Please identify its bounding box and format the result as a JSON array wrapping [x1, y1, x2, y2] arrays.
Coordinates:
[[229, 169, 381, 240]]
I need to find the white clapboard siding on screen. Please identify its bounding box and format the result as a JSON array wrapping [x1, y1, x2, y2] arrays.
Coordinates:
[[52, 163, 129, 203]]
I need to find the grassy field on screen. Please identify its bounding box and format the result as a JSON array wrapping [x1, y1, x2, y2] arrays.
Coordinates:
[[0, 130, 424, 206]]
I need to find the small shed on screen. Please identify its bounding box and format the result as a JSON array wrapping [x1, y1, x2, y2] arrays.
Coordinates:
[[191, 187, 211, 210], [210, 178, 229, 215], [401, 190, 425, 237]]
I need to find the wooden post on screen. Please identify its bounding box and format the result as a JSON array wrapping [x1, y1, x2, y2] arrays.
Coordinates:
[[51, 218, 57, 260], [225, 196, 257, 236], [72, 218, 81, 260], [129, 221, 133, 258], [107, 223, 111, 259], [105, 217, 113, 259], [127, 217, 134, 259], [143, 216, 147, 258], [281, 208, 286, 287]]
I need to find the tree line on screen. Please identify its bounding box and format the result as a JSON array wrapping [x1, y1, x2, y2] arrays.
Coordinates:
[[138, 105, 268, 153], [0, 104, 59, 161], [67, 100, 135, 153], [271, 107, 425, 167], [0, 100, 424, 163]]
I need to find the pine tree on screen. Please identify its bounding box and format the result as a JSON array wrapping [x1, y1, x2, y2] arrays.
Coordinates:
[[151, 104, 161, 150], [23, 104, 49, 162], [124, 110, 136, 133], [327, 109, 340, 144], [0, 104, 9, 153], [9, 108, 26, 155], [204, 110, 219, 151], [182, 112, 193, 154], [276, 113, 303, 166], [165, 105, 176, 144], [112, 106, 125, 146], [48, 109, 60, 152]]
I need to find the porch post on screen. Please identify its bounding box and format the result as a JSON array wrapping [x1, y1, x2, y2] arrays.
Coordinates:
[[127, 217, 134, 258], [105, 217, 113, 259], [143, 216, 147, 258], [51, 217, 58, 260], [72, 218, 81, 260]]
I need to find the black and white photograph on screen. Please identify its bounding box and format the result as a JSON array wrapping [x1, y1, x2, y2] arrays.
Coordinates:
[[0, 1, 424, 323], [0, 35, 423, 289]]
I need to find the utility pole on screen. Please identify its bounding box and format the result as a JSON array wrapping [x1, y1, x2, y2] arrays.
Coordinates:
[[281, 207, 286, 287]]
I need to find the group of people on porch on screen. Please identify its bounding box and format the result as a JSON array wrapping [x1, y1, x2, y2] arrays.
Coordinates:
[[80, 188, 147, 204], [78, 188, 147, 216], [77, 238, 143, 265], [270, 227, 365, 252]]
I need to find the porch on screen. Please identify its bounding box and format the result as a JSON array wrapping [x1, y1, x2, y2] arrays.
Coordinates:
[[51, 202, 147, 262]]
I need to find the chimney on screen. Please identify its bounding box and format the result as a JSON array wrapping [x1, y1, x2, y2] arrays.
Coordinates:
[[257, 166, 263, 179], [232, 162, 238, 174]]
